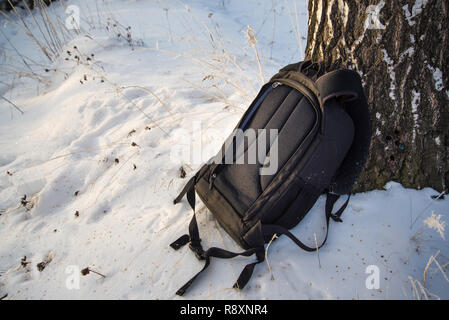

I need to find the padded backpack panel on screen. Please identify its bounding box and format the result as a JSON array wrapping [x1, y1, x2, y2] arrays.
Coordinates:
[[213, 85, 316, 216]]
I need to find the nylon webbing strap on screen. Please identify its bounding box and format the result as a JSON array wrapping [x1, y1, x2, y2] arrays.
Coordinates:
[[171, 176, 264, 296], [262, 193, 350, 252], [171, 175, 204, 259], [326, 193, 350, 222], [173, 175, 195, 205], [171, 179, 350, 295], [176, 246, 264, 296]]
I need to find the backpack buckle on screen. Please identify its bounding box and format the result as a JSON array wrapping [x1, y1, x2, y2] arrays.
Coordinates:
[[189, 242, 206, 260]]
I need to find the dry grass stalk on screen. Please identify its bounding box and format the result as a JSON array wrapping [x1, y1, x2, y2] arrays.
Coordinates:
[[265, 233, 279, 280], [0, 95, 24, 114], [7, 0, 52, 61], [244, 25, 265, 86], [120, 85, 174, 118], [284, 0, 304, 60], [423, 251, 449, 286], [314, 233, 321, 268]]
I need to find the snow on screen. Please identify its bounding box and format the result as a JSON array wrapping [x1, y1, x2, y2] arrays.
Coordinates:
[[399, 47, 415, 63], [412, 90, 420, 114], [411, 89, 420, 143], [381, 49, 396, 101], [1, 0, 448, 300], [403, 0, 429, 26], [352, 0, 387, 55], [427, 64, 444, 91]]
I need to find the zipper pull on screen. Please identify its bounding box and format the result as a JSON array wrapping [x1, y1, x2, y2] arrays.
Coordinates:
[[272, 81, 282, 88], [209, 173, 217, 190]]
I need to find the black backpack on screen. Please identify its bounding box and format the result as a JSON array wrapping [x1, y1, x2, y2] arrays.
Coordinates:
[[170, 60, 372, 296]]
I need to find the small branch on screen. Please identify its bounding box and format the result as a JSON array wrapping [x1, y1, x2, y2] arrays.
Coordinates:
[[81, 267, 106, 278], [431, 255, 449, 284], [314, 233, 321, 269], [265, 233, 278, 280], [89, 269, 106, 278], [120, 85, 174, 118]]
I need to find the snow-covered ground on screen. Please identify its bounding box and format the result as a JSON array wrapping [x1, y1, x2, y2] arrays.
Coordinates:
[[0, 0, 448, 300]]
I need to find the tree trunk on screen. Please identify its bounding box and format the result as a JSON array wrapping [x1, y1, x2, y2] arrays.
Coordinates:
[[306, 0, 449, 193]]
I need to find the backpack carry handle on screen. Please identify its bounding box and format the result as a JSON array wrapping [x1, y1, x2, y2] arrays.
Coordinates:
[[316, 69, 361, 105], [316, 68, 372, 195]]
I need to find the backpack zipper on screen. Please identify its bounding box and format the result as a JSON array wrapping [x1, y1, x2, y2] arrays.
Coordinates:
[[272, 78, 320, 112], [239, 82, 282, 130]]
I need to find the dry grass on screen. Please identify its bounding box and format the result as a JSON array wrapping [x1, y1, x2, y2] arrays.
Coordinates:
[[0, 0, 142, 75], [1, 0, 304, 116], [284, 0, 304, 60], [408, 251, 448, 300], [0, 94, 23, 114], [0, 0, 146, 115], [6, 0, 83, 61], [244, 25, 265, 86], [409, 210, 449, 300], [144, 1, 265, 111], [150, 0, 306, 113]]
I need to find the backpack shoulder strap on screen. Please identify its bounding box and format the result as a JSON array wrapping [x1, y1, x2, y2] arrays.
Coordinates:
[[316, 69, 372, 195], [171, 175, 265, 296], [262, 193, 350, 253]]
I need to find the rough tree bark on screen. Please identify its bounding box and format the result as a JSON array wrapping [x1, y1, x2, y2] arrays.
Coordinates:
[[306, 0, 449, 193]]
